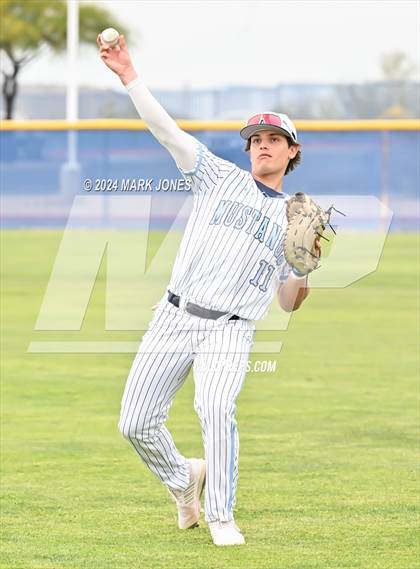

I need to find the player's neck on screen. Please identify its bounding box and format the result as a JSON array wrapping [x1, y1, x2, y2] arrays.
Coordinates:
[[252, 172, 284, 194]]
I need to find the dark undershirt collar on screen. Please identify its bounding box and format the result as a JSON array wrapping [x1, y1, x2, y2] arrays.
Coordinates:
[[254, 178, 286, 199]]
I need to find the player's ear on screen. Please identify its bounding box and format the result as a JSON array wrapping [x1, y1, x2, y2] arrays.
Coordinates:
[[289, 144, 301, 159], [243, 139, 251, 159]]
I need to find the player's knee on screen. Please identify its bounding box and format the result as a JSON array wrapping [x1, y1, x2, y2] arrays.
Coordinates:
[[118, 413, 156, 442], [118, 421, 149, 442]]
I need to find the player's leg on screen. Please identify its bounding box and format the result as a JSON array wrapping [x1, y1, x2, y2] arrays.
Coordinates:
[[118, 305, 194, 493], [192, 319, 254, 523]]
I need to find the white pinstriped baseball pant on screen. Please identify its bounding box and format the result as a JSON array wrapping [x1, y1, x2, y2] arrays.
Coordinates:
[[118, 297, 255, 523]]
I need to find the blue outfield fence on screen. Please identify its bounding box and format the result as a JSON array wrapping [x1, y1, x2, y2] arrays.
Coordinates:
[[0, 121, 419, 230]]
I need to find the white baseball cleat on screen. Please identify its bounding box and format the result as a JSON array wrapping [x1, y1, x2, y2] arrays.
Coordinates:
[[169, 458, 206, 529], [208, 521, 246, 546]]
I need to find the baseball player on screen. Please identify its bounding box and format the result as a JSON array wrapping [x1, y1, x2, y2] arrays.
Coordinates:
[[98, 35, 319, 547]]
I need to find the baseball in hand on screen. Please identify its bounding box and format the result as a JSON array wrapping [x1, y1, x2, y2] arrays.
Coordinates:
[[100, 28, 120, 47]]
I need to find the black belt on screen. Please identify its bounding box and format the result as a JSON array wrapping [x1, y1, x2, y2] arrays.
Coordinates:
[[168, 291, 240, 321]]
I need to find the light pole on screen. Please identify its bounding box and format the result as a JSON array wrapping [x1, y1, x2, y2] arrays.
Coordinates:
[[60, 0, 81, 197]]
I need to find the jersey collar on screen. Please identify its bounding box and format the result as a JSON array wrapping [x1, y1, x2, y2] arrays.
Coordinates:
[[253, 178, 286, 199]]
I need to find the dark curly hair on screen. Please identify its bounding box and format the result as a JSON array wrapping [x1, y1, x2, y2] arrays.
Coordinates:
[[244, 135, 301, 176]]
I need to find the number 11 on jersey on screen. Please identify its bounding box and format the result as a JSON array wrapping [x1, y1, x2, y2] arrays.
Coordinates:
[[249, 260, 275, 292]]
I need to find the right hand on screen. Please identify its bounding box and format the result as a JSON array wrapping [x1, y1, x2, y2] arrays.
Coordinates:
[[97, 34, 138, 85]]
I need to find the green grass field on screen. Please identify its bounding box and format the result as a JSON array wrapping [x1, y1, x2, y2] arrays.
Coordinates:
[[1, 231, 419, 569]]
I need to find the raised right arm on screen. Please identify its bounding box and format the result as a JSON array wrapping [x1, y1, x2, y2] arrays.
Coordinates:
[[98, 34, 197, 172]]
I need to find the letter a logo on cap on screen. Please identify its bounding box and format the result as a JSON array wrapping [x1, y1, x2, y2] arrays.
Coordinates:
[[258, 113, 282, 126]]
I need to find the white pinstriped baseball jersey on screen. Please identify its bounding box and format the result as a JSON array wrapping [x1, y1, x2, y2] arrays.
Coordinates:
[[167, 140, 292, 320]]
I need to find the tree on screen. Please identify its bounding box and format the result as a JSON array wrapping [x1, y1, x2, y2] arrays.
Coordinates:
[[380, 51, 419, 118], [381, 51, 418, 82], [0, 0, 129, 119]]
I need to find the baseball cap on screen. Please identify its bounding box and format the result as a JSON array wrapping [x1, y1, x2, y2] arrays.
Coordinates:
[[240, 112, 299, 144]]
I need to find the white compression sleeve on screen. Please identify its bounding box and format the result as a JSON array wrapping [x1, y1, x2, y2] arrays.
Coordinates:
[[126, 77, 197, 172]]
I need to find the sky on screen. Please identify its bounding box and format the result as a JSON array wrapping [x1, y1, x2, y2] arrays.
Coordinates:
[[19, 0, 420, 91]]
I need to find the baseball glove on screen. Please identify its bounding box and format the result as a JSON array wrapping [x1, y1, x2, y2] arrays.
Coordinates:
[[283, 192, 333, 276]]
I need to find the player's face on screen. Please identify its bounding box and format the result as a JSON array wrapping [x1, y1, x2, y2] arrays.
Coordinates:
[[248, 130, 299, 177]]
